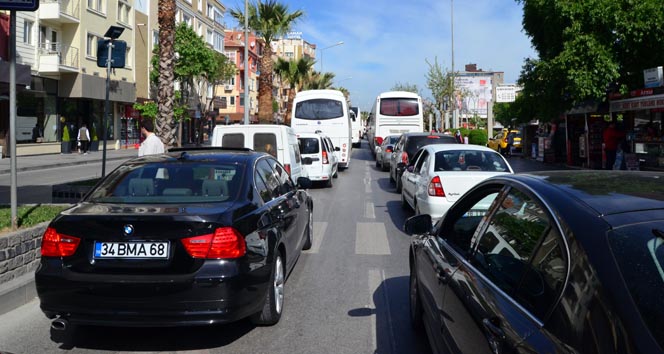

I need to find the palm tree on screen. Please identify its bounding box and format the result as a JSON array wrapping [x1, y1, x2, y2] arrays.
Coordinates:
[[230, 1, 304, 124], [335, 86, 350, 102], [274, 56, 314, 125], [156, 0, 176, 146], [302, 71, 335, 90]]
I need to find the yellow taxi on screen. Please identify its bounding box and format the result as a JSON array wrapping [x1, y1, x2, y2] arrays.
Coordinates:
[[487, 129, 522, 155]]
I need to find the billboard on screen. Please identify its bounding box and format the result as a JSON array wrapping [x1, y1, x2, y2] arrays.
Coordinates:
[[454, 75, 493, 118], [496, 85, 517, 103]]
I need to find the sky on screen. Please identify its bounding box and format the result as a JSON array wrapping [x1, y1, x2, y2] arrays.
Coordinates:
[[229, 0, 537, 114]]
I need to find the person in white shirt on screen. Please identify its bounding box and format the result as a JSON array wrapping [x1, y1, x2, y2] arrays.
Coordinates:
[[138, 119, 165, 156], [77, 123, 90, 154]]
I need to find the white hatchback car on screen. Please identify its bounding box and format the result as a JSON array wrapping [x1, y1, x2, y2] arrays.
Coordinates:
[[298, 132, 339, 187], [400, 144, 513, 220]]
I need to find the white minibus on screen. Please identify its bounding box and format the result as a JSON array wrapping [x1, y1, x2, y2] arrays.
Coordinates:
[[291, 90, 353, 169], [350, 106, 362, 148], [367, 91, 424, 156]]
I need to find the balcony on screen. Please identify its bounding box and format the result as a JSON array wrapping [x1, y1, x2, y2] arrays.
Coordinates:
[[38, 43, 79, 73], [39, 0, 80, 24]]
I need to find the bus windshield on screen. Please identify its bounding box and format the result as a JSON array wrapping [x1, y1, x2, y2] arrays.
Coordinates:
[[295, 99, 344, 120], [380, 98, 419, 116]]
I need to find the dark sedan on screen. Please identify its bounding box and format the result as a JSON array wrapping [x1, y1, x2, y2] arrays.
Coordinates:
[[405, 171, 664, 354], [36, 148, 313, 332]]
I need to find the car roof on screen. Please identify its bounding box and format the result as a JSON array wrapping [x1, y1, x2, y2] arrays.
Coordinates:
[[426, 144, 497, 153], [135, 147, 264, 165], [497, 171, 664, 216]]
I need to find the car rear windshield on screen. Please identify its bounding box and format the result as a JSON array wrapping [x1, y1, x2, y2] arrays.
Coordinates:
[[380, 98, 419, 116], [86, 161, 244, 204], [294, 98, 344, 120], [405, 135, 457, 156], [608, 223, 664, 349], [434, 150, 510, 172], [299, 138, 320, 154]]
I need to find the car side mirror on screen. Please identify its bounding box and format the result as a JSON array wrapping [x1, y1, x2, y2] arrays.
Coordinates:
[[403, 214, 433, 235], [302, 157, 313, 165], [407, 165, 414, 173], [335, 147, 340, 152], [297, 177, 312, 189]]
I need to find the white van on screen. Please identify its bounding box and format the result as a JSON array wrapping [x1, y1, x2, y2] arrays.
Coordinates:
[[211, 124, 304, 181], [350, 106, 361, 148], [291, 89, 353, 170], [297, 132, 339, 187]]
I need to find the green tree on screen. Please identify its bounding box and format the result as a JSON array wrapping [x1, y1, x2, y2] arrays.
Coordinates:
[[230, 0, 304, 123], [302, 71, 335, 90], [517, 0, 664, 120], [425, 57, 455, 130], [274, 56, 314, 124], [391, 82, 419, 94]]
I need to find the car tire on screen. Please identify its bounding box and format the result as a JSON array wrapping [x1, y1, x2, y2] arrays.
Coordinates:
[[401, 191, 410, 210], [333, 168, 338, 178], [326, 177, 333, 188], [389, 169, 395, 183], [396, 174, 402, 193], [376, 158, 380, 168], [251, 250, 284, 326], [302, 209, 313, 250], [410, 265, 424, 330]]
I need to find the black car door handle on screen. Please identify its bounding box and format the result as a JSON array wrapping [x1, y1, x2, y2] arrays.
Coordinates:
[[482, 318, 506, 340]]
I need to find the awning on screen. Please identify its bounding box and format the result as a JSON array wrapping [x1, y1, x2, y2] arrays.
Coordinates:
[[0, 61, 32, 86], [610, 93, 664, 112]]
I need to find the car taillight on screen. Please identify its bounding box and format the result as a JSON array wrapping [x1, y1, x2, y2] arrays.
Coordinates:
[[181, 227, 246, 259], [401, 152, 409, 165], [385, 147, 393, 153], [322, 151, 329, 164], [41, 227, 80, 257], [284, 163, 291, 175], [375, 137, 383, 145], [428, 176, 445, 197]]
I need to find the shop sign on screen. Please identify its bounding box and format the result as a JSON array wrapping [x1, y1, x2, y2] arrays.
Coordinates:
[[630, 88, 653, 97], [644, 67, 663, 88], [610, 94, 664, 112]]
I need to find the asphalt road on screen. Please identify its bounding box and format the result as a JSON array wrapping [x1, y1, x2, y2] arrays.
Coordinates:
[[0, 141, 563, 354]]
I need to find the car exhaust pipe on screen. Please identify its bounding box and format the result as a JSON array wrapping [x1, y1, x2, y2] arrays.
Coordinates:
[[51, 318, 68, 331]]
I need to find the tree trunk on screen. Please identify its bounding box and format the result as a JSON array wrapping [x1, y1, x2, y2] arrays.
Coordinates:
[[284, 87, 295, 126], [257, 46, 274, 124], [157, 0, 176, 146]]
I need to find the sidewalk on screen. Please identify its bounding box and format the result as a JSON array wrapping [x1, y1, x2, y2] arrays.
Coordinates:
[[0, 147, 139, 176]]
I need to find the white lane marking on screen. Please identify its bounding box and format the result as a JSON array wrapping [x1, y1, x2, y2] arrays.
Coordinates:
[[368, 268, 397, 354], [365, 183, 372, 194], [365, 201, 375, 219], [309, 222, 327, 254], [356, 222, 390, 255]]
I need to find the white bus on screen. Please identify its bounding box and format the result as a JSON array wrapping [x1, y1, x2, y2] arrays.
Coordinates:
[[367, 91, 424, 156], [291, 89, 353, 169], [350, 106, 362, 148]]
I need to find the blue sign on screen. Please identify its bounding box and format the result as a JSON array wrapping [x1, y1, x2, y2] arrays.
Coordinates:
[[0, 0, 39, 11]]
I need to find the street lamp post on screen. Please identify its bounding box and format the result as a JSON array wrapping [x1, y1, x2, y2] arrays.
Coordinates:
[[335, 76, 352, 85], [101, 25, 125, 178], [319, 41, 343, 72]]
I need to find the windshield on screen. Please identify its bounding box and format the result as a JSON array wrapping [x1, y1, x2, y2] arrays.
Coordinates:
[[295, 98, 344, 120], [86, 161, 244, 204], [405, 135, 457, 156], [380, 98, 419, 116], [608, 223, 664, 349]]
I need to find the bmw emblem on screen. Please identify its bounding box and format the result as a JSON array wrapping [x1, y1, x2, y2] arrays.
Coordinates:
[[123, 224, 134, 236]]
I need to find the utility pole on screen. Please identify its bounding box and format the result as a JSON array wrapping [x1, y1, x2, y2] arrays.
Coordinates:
[[243, 0, 249, 125]]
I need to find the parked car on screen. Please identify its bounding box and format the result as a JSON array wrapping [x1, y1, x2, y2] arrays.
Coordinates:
[[35, 148, 314, 334], [211, 124, 304, 181], [389, 132, 458, 192], [375, 135, 400, 171], [487, 128, 522, 155], [400, 144, 513, 219], [298, 132, 339, 187], [405, 171, 664, 354]]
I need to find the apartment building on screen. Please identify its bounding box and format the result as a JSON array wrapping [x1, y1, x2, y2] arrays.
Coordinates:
[[219, 29, 261, 124], [271, 32, 316, 122]]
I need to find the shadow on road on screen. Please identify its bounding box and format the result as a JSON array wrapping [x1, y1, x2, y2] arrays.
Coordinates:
[[347, 276, 431, 354], [384, 200, 413, 235]]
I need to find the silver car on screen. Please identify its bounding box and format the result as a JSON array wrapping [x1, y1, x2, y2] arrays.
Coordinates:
[[375, 135, 401, 171]]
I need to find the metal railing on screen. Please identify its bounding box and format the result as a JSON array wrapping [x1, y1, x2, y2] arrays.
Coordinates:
[[39, 42, 79, 68]]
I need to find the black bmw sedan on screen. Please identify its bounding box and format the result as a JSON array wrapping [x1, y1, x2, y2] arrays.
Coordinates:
[[35, 148, 313, 330], [404, 171, 664, 354]]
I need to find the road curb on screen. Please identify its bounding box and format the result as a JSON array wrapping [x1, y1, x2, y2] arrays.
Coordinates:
[[0, 272, 36, 317]]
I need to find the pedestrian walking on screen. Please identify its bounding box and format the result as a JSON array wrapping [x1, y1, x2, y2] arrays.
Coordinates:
[[506, 131, 515, 156], [77, 123, 90, 155], [138, 119, 165, 157], [603, 122, 625, 170], [455, 130, 464, 144]]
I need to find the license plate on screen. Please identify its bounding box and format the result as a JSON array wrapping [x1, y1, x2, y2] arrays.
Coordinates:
[[94, 242, 169, 259], [463, 210, 487, 217]]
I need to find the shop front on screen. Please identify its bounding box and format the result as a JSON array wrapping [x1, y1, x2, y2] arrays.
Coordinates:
[[610, 92, 664, 171], [565, 102, 608, 169]]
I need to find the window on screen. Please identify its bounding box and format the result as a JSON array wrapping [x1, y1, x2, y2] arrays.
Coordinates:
[[254, 133, 277, 157], [470, 189, 553, 303], [207, 4, 213, 18], [240, 96, 245, 107], [207, 85, 213, 98], [441, 190, 501, 254], [230, 96, 235, 105], [125, 46, 132, 67], [214, 10, 224, 26], [413, 150, 429, 174], [299, 138, 319, 154], [256, 159, 281, 198], [117, 1, 131, 25], [294, 99, 344, 120], [86, 33, 101, 58], [221, 133, 243, 148], [380, 98, 419, 116], [197, 0, 203, 12], [152, 30, 159, 50], [23, 20, 33, 45], [207, 30, 213, 46], [87, 0, 104, 13], [268, 158, 294, 194], [197, 23, 203, 37], [213, 32, 223, 52], [254, 171, 272, 203], [183, 13, 192, 27]]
